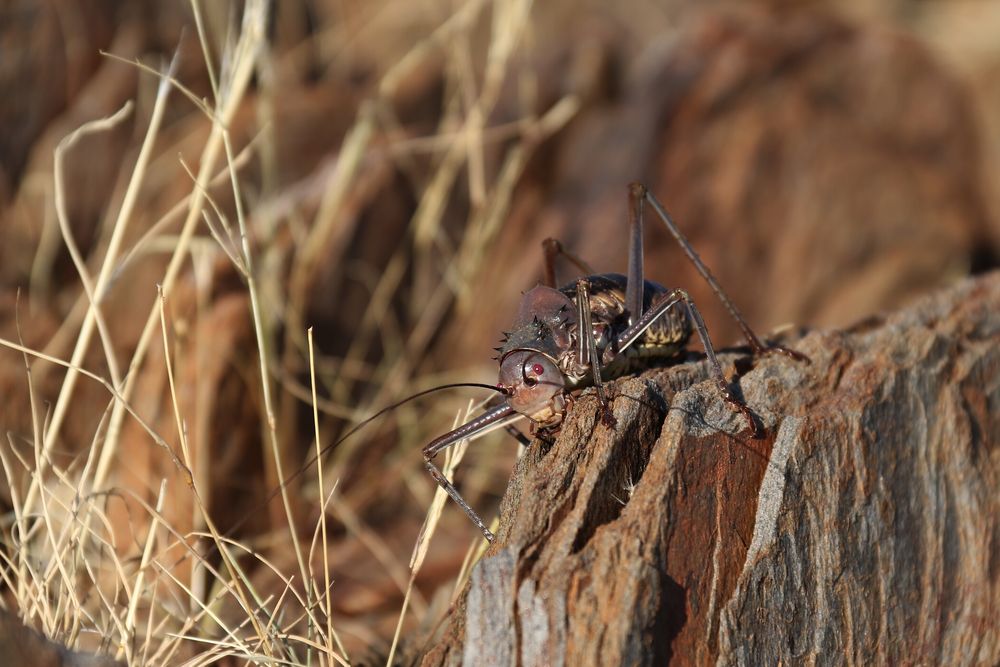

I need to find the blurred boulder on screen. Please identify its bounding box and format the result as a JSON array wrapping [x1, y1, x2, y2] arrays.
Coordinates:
[[446, 5, 996, 373]]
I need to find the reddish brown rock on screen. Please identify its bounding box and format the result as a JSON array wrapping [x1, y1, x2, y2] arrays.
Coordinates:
[[423, 270, 1000, 665]]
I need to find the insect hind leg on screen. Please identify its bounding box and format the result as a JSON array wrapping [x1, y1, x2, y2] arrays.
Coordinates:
[[674, 289, 761, 437], [635, 183, 808, 364], [613, 288, 761, 437]]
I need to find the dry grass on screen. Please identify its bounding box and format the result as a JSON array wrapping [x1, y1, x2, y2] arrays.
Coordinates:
[[0, 0, 578, 663], [5, 1, 999, 664]]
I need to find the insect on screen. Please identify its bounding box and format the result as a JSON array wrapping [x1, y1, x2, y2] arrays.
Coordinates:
[[422, 183, 806, 542]]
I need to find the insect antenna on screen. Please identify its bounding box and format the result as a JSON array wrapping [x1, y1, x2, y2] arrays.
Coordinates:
[[224, 382, 508, 535]]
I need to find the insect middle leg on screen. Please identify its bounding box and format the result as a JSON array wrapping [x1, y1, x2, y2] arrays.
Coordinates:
[[574, 277, 616, 426], [542, 238, 595, 288]]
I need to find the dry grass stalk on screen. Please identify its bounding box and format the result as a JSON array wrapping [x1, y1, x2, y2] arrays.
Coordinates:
[[0, 0, 554, 662]]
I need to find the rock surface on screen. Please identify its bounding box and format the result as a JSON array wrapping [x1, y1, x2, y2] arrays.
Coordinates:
[[422, 271, 1000, 666]]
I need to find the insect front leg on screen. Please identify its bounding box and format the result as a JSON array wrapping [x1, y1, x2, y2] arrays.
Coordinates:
[[613, 288, 761, 437], [422, 402, 521, 542]]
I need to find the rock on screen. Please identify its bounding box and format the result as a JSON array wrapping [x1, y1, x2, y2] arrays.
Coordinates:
[[422, 270, 1000, 665]]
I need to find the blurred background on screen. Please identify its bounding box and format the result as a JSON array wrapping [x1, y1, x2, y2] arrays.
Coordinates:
[[1, 0, 998, 662]]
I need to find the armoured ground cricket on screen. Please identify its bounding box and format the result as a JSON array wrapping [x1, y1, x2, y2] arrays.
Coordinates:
[[230, 183, 805, 543], [421, 182, 806, 542]]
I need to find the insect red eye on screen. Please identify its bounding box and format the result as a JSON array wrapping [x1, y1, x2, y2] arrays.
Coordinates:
[[532, 363, 545, 376]]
